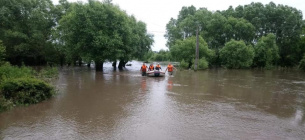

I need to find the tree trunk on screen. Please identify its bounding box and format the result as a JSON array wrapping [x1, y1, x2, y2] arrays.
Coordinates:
[[118, 60, 125, 70], [87, 63, 90, 68], [78, 58, 82, 66], [112, 61, 117, 70], [123, 61, 128, 68], [95, 61, 104, 71], [60, 56, 64, 67], [188, 61, 192, 69]]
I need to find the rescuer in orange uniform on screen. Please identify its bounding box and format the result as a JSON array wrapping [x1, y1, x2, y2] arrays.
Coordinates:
[[148, 64, 154, 71], [165, 63, 177, 75], [155, 63, 162, 71], [140, 63, 148, 76]]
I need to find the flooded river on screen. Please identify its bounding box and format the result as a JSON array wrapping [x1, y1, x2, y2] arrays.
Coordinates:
[[1, 61, 305, 139]]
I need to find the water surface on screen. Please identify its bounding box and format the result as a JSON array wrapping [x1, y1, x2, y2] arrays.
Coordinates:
[[1, 61, 305, 139]]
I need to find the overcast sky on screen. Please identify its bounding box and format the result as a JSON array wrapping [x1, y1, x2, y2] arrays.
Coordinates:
[[52, 0, 305, 51]]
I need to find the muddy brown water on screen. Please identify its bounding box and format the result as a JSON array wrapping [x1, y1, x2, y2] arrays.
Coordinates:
[[1, 61, 305, 139]]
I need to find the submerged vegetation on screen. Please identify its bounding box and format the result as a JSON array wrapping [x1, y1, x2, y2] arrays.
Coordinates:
[[0, 64, 57, 112]]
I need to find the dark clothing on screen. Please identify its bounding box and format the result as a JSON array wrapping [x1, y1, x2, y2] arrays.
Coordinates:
[[142, 71, 147, 76], [155, 65, 161, 70]]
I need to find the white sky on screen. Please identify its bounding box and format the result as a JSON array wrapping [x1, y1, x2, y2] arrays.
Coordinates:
[[52, 0, 305, 51]]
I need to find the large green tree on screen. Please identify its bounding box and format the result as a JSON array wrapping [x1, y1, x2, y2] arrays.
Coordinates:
[[170, 36, 214, 68], [0, 0, 56, 65], [222, 2, 303, 66], [166, 3, 304, 68], [118, 17, 153, 69], [57, 0, 153, 70], [220, 40, 254, 69], [165, 6, 199, 49], [253, 34, 279, 68]]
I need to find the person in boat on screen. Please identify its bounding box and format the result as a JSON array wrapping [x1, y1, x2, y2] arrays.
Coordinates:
[[149, 64, 154, 71], [155, 63, 162, 71], [140, 63, 148, 76], [165, 63, 177, 75]]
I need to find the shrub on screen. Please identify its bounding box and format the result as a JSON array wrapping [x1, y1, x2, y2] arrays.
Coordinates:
[[171, 36, 214, 68], [180, 59, 189, 69], [198, 57, 209, 70], [191, 57, 209, 70], [38, 67, 59, 79], [299, 54, 305, 71], [220, 40, 254, 69], [253, 34, 279, 68], [0, 95, 13, 112], [0, 64, 35, 82], [0, 78, 54, 105], [0, 40, 5, 65]]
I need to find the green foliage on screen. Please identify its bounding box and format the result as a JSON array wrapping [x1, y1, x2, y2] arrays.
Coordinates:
[[0, 64, 35, 82], [166, 3, 304, 67], [221, 2, 303, 66], [220, 40, 254, 69], [142, 50, 154, 62], [57, 1, 153, 70], [0, 78, 54, 105], [299, 54, 305, 71], [170, 36, 214, 68], [149, 49, 171, 61], [191, 57, 209, 70], [0, 95, 13, 112], [38, 67, 59, 79], [179, 59, 189, 69], [0, 0, 56, 65], [0, 64, 57, 112], [253, 34, 279, 69], [0, 40, 6, 64], [198, 57, 209, 70]]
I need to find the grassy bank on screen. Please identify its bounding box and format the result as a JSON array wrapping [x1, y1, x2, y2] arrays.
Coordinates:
[[0, 63, 58, 112]]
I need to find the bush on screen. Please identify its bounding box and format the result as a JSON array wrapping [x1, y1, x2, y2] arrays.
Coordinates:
[[0, 95, 13, 112], [0, 64, 35, 82], [198, 57, 209, 70], [299, 54, 305, 71], [191, 57, 209, 70], [220, 40, 254, 69], [0, 40, 5, 65], [253, 34, 279, 68], [38, 67, 59, 79], [180, 59, 189, 69], [170, 36, 214, 67], [0, 78, 54, 105]]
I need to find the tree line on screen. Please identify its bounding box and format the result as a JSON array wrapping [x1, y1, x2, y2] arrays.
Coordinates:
[[0, 0, 153, 70], [1, 0, 305, 70], [165, 2, 305, 69]]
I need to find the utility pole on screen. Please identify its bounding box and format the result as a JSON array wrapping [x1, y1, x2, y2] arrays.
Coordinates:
[[194, 26, 199, 71]]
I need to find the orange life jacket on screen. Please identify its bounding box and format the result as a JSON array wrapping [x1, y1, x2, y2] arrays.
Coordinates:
[[155, 64, 161, 70], [167, 65, 173, 72], [149, 65, 154, 70], [141, 65, 147, 72]]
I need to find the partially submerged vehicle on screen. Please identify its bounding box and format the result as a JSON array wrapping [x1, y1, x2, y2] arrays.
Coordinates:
[[147, 70, 165, 77]]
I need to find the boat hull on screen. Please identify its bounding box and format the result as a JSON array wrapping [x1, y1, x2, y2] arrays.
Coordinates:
[[147, 70, 165, 77]]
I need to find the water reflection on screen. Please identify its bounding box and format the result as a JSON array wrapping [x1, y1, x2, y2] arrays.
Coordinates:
[[167, 78, 173, 91], [140, 78, 147, 93]]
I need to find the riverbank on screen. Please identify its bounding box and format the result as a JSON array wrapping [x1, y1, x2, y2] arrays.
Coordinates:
[[0, 63, 58, 112]]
